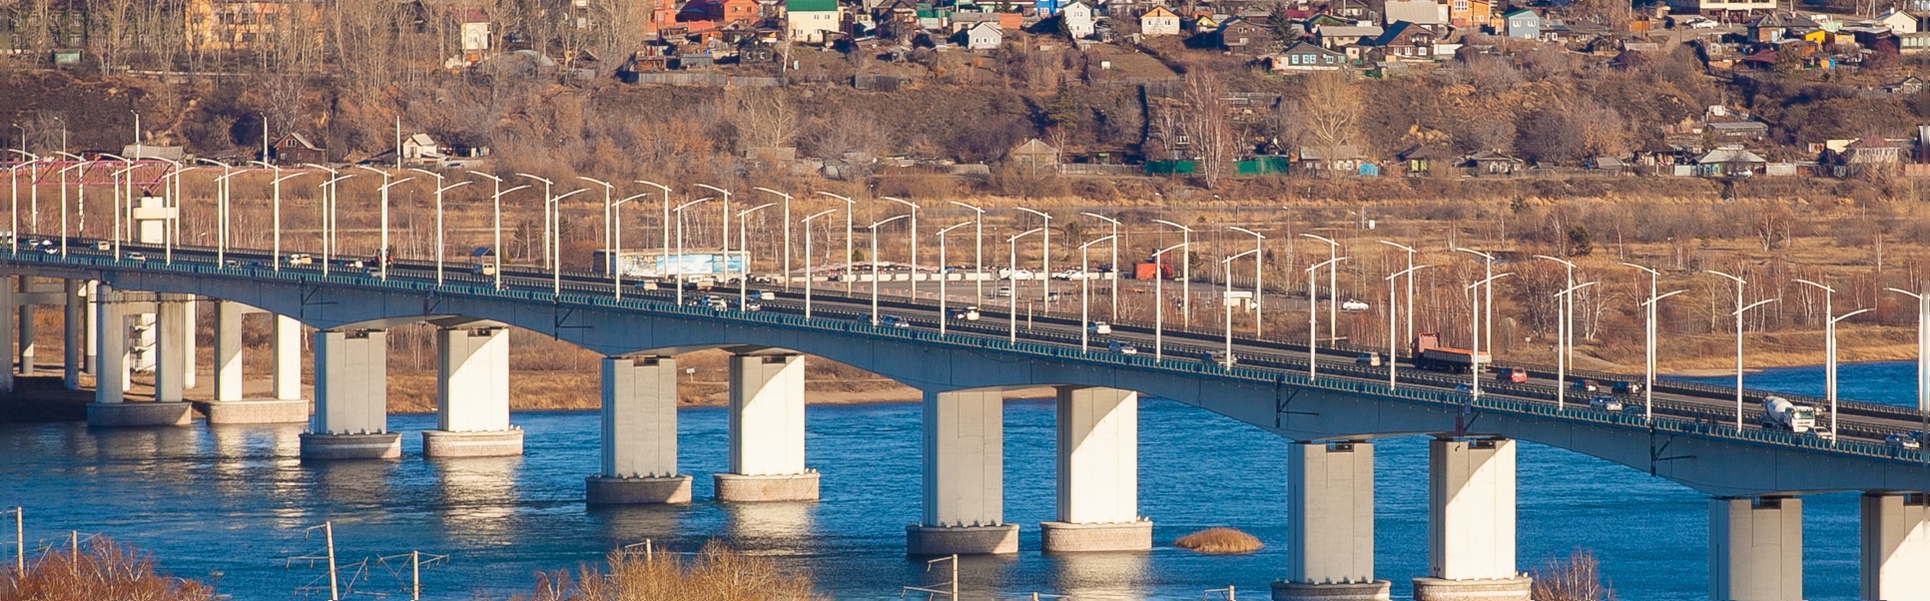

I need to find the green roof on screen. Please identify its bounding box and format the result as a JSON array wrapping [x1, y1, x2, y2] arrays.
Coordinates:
[[788, 0, 839, 12]]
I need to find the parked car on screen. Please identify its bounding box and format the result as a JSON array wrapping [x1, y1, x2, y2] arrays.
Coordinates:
[[1498, 367, 1530, 383], [1340, 299, 1371, 312], [1589, 395, 1624, 412], [1109, 341, 1138, 355], [1356, 352, 1382, 367], [1572, 379, 1601, 392]]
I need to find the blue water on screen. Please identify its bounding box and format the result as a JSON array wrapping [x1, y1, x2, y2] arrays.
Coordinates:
[[0, 361, 1918, 600]]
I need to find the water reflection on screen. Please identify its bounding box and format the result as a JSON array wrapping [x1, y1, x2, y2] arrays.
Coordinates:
[[309, 460, 395, 507], [587, 503, 688, 550], [722, 502, 815, 551], [1048, 551, 1153, 600], [431, 457, 521, 543]]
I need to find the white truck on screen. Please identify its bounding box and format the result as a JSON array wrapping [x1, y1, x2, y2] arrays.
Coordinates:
[[1761, 396, 1818, 433]]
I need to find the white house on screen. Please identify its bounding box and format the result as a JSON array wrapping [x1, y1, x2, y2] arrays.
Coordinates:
[[786, 0, 843, 43], [1139, 5, 1180, 36], [964, 22, 1003, 49], [1063, 1, 1096, 38], [1876, 9, 1919, 34]]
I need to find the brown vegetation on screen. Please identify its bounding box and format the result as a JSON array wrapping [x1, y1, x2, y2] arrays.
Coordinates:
[[1173, 528, 1263, 554], [0, 537, 214, 601], [1529, 549, 1617, 601], [511, 541, 818, 601]]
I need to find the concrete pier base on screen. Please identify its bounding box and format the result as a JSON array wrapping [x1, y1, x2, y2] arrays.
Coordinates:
[[906, 524, 1020, 556], [422, 429, 525, 458], [1039, 520, 1152, 553], [585, 475, 693, 505], [713, 472, 820, 502], [196, 399, 311, 424], [86, 402, 194, 427], [1270, 580, 1392, 601], [299, 432, 402, 460], [1409, 577, 1532, 601]]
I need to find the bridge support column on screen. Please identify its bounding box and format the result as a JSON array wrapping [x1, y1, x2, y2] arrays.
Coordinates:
[[83, 281, 96, 376], [0, 278, 14, 393], [1861, 493, 1930, 601], [274, 315, 301, 399], [152, 294, 189, 404], [714, 353, 818, 502], [86, 285, 190, 427], [1710, 496, 1802, 601], [300, 329, 399, 460], [1040, 386, 1149, 553], [908, 389, 1017, 556], [423, 326, 521, 458], [62, 280, 80, 390], [17, 276, 33, 375], [1272, 440, 1388, 601], [198, 301, 309, 424], [586, 356, 690, 504], [1412, 437, 1529, 601]]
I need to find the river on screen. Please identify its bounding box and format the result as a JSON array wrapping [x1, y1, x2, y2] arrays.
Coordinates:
[[0, 360, 1917, 600]]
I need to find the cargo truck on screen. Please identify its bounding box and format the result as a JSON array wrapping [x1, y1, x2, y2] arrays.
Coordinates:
[[1411, 333, 1491, 373], [1761, 396, 1817, 433]]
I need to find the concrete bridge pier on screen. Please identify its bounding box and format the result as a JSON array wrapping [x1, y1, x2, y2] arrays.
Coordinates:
[[152, 294, 191, 404], [908, 388, 1019, 556], [17, 276, 33, 376], [586, 355, 691, 504], [1412, 437, 1531, 601], [62, 280, 81, 389], [422, 326, 522, 457], [1710, 496, 1802, 601], [0, 277, 14, 393], [1860, 493, 1930, 601], [300, 329, 400, 460], [714, 353, 818, 502], [1273, 440, 1389, 601], [1040, 386, 1151, 553], [199, 301, 310, 424], [85, 286, 191, 427]]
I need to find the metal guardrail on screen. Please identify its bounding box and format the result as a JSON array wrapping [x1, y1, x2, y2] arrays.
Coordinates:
[[8, 245, 1926, 464]]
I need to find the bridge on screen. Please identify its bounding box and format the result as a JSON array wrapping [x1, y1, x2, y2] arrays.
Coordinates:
[[4, 234, 1930, 601]]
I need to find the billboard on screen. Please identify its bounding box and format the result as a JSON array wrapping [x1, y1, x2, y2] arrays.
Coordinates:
[[595, 250, 747, 278]]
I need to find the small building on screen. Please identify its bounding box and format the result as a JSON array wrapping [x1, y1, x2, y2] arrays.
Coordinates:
[[786, 0, 843, 43], [1297, 145, 1365, 175], [1140, 6, 1181, 36], [1062, 0, 1096, 38], [268, 133, 325, 165], [1008, 138, 1061, 169], [1396, 145, 1445, 176], [1875, 9, 1918, 34], [1382, 0, 1445, 26], [1449, 0, 1492, 28], [1315, 24, 1384, 49], [1840, 135, 1902, 167], [402, 133, 447, 162], [962, 21, 1002, 49], [1464, 150, 1524, 176], [1218, 18, 1275, 54], [1363, 20, 1438, 61], [1503, 9, 1541, 39], [1265, 41, 1347, 70], [1696, 147, 1768, 177]]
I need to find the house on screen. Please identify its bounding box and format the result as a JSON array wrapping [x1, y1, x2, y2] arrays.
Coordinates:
[[1362, 21, 1438, 60], [1666, 0, 1776, 18], [1885, 75, 1927, 95], [1464, 150, 1524, 176], [1331, 0, 1378, 22], [1750, 12, 1812, 42], [1008, 138, 1060, 169], [1315, 24, 1383, 49], [1503, 9, 1540, 39], [1707, 121, 1769, 143], [268, 133, 324, 165], [1839, 135, 1902, 168], [1876, 9, 1918, 34], [962, 21, 1002, 48], [1696, 147, 1767, 176], [1448, 0, 1492, 28], [1396, 145, 1445, 176], [446, 6, 494, 67], [785, 0, 842, 43], [185, 0, 325, 52], [1062, 0, 1095, 38], [1265, 41, 1347, 70], [1140, 6, 1181, 36], [1297, 145, 1365, 174], [1218, 18, 1276, 54], [1382, 0, 1445, 26], [402, 133, 446, 163]]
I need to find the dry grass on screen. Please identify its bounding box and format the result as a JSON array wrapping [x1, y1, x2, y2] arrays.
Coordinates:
[[1172, 528, 1263, 554], [1530, 549, 1617, 601], [0, 537, 215, 601], [510, 541, 818, 601]]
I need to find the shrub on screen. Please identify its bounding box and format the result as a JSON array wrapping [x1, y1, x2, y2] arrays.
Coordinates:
[[0, 537, 214, 601], [512, 541, 819, 601], [1173, 528, 1263, 554]]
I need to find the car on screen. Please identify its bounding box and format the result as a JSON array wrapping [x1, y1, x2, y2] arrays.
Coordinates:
[[1201, 350, 1237, 368], [1612, 381, 1644, 395], [126, 252, 147, 261], [1687, 17, 1719, 29], [223, 259, 240, 268], [1089, 322, 1112, 335], [1888, 432, 1923, 450], [339, 259, 365, 269], [1004, 269, 1035, 281], [94, 241, 110, 251], [243, 260, 266, 269], [757, 291, 776, 301], [1340, 299, 1371, 312], [1572, 379, 1601, 392], [1589, 395, 1624, 412], [1453, 383, 1473, 394], [878, 315, 911, 328], [38, 243, 55, 255], [738, 300, 762, 312], [949, 306, 981, 321], [1498, 367, 1529, 383], [1109, 341, 1138, 355], [473, 263, 498, 276], [1356, 352, 1382, 366], [287, 253, 312, 265], [1809, 427, 1838, 442], [995, 286, 1013, 298], [640, 280, 660, 291]]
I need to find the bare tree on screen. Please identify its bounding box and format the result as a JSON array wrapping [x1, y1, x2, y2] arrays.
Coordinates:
[[730, 87, 801, 151], [1531, 549, 1617, 601], [88, 0, 137, 75], [1179, 70, 1237, 189], [1298, 70, 1361, 149]]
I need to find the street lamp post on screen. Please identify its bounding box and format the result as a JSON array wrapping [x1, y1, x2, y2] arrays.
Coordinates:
[[1457, 247, 1497, 353], [673, 197, 715, 307], [881, 196, 919, 301], [816, 192, 856, 294], [1227, 226, 1266, 337], [1306, 256, 1349, 379], [261, 162, 306, 272], [751, 187, 793, 290], [108, 165, 137, 260], [1624, 262, 1682, 423], [634, 179, 673, 289], [545, 188, 589, 296], [953, 201, 987, 301], [1303, 234, 1341, 343], [1385, 264, 1431, 390], [306, 163, 345, 270], [868, 214, 912, 325], [469, 172, 524, 289], [1465, 272, 1513, 401], [1155, 219, 1195, 327], [937, 221, 973, 336], [612, 193, 650, 299], [514, 173, 555, 269], [150, 157, 186, 264], [1081, 212, 1121, 322], [736, 202, 776, 309], [1009, 227, 1046, 343], [368, 173, 416, 281], [1708, 269, 1775, 428], [52, 160, 84, 258], [1795, 278, 1870, 440], [1220, 247, 1260, 363], [800, 209, 838, 319], [695, 184, 733, 271], [1017, 207, 1052, 311], [579, 177, 616, 267], [1081, 235, 1118, 353], [1380, 241, 1419, 342], [411, 169, 472, 285], [1551, 281, 1597, 411], [1887, 287, 1930, 414], [1153, 242, 1188, 361]]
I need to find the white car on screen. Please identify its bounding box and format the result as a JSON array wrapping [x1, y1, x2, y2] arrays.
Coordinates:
[[1687, 17, 1719, 29], [1109, 341, 1138, 355], [995, 286, 1013, 298], [1004, 269, 1035, 281], [1589, 395, 1623, 412], [1089, 322, 1112, 334], [1340, 300, 1371, 312]]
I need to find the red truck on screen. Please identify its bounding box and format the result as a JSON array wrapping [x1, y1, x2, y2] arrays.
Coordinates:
[[1412, 333, 1492, 373]]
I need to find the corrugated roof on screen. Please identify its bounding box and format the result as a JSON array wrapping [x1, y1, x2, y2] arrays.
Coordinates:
[[788, 0, 838, 12]]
